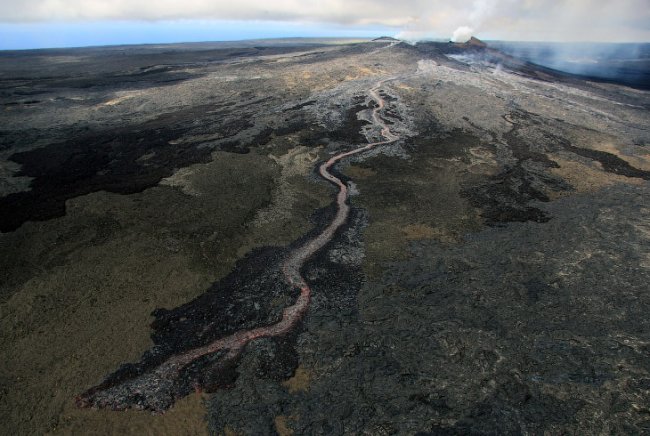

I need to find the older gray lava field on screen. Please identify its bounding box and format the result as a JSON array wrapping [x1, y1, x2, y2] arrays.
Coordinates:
[[1, 38, 650, 435]]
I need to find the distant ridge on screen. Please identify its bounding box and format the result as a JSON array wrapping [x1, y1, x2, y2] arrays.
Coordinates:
[[372, 36, 400, 42]]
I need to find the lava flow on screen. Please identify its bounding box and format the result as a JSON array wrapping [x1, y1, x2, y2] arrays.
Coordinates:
[[76, 78, 399, 412]]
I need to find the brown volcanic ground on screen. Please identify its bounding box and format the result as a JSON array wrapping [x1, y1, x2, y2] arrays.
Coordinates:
[[1, 39, 649, 435]]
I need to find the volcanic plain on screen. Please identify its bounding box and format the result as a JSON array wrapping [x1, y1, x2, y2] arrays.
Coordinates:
[[1, 38, 649, 435]]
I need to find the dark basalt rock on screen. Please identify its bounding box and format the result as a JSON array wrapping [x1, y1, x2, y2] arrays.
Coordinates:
[[0, 106, 254, 232], [3, 39, 650, 434], [76, 199, 366, 412], [565, 143, 650, 180]]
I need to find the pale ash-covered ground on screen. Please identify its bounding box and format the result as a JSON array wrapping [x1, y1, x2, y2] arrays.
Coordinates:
[[0, 40, 649, 434]]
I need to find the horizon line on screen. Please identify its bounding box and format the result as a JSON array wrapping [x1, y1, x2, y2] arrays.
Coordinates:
[[2, 35, 649, 53]]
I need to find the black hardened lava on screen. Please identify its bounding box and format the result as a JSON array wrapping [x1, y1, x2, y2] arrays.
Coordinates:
[[564, 144, 650, 180], [0, 93, 371, 232], [0, 106, 255, 232], [74, 200, 363, 412], [74, 78, 398, 412], [77, 242, 298, 411], [462, 109, 650, 226]]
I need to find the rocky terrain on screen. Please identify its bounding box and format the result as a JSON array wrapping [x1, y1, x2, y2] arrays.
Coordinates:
[[0, 38, 649, 435]]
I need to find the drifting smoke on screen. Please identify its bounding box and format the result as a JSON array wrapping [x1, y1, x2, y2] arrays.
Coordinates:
[[490, 41, 650, 89], [451, 26, 474, 43]]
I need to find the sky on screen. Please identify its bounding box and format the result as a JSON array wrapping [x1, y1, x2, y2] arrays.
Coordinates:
[[1, 0, 649, 50]]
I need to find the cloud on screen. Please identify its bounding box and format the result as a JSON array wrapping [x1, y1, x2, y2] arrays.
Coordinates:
[[1, 0, 649, 42]]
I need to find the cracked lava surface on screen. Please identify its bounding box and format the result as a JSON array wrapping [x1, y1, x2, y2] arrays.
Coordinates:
[[75, 78, 400, 412], [4, 39, 650, 434]]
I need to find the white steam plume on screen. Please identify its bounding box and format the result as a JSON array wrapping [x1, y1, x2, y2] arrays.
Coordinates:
[[451, 26, 474, 43], [450, 0, 500, 42]]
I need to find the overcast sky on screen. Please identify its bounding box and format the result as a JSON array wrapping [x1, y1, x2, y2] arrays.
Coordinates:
[[1, 0, 649, 49]]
